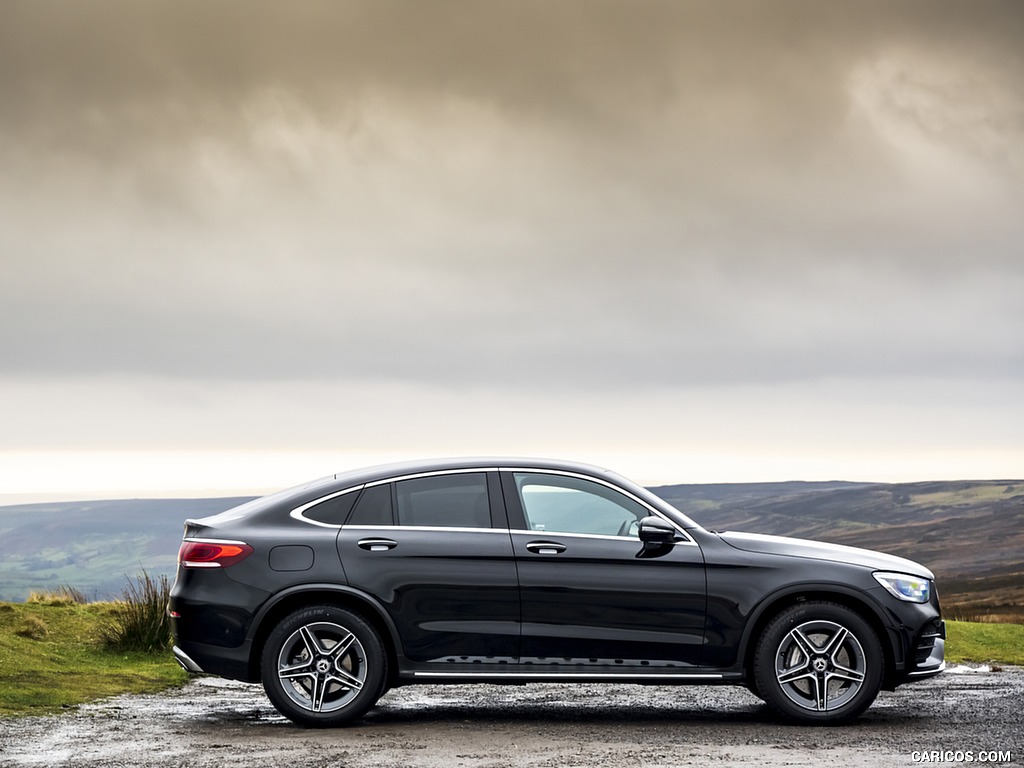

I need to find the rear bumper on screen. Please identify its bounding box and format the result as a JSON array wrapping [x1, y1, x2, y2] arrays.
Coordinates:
[[172, 637, 256, 682], [172, 645, 205, 674]]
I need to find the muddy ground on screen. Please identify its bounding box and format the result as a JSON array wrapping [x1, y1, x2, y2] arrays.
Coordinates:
[[1, 666, 1021, 767]]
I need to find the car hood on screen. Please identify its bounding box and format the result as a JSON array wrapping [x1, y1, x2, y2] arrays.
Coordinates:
[[717, 531, 934, 579]]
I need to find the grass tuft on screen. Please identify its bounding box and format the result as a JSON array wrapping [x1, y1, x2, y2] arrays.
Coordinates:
[[101, 571, 172, 652], [26, 585, 88, 606], [14, 615, 49, 640]]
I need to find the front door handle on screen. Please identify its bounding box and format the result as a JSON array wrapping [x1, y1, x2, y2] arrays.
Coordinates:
[[526, 540, 566, 555], [357, 538, 397, 552]]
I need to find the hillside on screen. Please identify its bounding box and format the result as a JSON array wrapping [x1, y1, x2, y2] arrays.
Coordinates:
[[656, 479, 1024, 616], [0, 497, 253, 602], [1, 481, 1022, 615]]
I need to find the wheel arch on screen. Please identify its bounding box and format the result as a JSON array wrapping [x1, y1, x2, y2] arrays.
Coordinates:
[[246, 584, 404, 687], [738, 584, 900, 691]]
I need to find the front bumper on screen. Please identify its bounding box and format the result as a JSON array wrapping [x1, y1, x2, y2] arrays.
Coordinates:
[[907, 619, 946, 679]]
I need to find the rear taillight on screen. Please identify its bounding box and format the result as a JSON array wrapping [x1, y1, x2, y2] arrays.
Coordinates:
[[178, 539, 254, 568]]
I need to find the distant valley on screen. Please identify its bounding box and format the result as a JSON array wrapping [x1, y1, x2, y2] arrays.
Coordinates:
[[2, 480, 1021, 617]]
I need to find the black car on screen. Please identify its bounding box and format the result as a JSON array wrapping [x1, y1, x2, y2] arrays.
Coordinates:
[[169, 458, 944, 726]]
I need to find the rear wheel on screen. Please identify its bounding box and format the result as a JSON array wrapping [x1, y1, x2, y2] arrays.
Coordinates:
[[753, 601, 883, 724], [261, 605, 386, 727]]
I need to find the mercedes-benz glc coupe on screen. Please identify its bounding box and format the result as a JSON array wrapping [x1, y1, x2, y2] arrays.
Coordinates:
[[169, 458, 944, 726]]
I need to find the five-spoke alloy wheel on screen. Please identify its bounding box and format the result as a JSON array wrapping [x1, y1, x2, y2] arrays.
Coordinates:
[[753, 601, 883, 724], [261, 605, 386, 727]]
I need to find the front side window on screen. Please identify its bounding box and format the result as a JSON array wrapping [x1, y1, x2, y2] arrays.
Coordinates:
[[513, 473, 648, 538], [395, 473, 491, 528]]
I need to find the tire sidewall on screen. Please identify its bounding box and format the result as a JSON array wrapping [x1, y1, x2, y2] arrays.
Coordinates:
[[753, 601, 883, 724], [261, 604, 386, 727]]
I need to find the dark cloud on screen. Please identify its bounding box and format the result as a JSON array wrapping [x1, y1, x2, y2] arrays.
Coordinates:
[[1, 0, 1022, 395]]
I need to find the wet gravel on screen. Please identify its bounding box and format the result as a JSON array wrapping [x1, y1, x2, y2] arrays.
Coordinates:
[[1, 666, 1021, 767]]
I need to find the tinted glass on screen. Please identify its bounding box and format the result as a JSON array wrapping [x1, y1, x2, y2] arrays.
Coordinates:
[[395, 473, 490, 528], [303, 491, 359, 525], [346, 484, 393, 526], [514, 473, 647, 538]]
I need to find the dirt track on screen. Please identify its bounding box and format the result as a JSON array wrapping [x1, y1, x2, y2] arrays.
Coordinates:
[[1, 666, 1021, 767]]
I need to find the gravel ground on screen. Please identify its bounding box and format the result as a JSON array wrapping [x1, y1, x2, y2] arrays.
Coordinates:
[[1, 666, 1021, 767]]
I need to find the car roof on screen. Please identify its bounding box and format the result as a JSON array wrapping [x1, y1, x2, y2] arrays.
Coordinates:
[[330, 456, 622, 487], [189, 457, 703, 530]]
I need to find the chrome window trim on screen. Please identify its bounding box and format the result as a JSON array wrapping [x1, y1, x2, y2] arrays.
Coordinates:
[[342, 524, 508, 535], [289, 486, 365, 529], [363, 467, 493, 486], [288, 464, 692, 541], [290, 468, 494, 529]]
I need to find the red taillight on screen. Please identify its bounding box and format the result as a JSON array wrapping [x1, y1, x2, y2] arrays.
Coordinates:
[[178, 539, 254, 568]]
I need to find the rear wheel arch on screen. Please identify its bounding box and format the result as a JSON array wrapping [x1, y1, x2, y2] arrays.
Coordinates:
[[740, 587, 897, 691], [248, 585, 402, 687]]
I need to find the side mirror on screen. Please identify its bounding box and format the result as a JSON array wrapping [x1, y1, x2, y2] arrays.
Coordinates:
[[637, 516, 679, 547]]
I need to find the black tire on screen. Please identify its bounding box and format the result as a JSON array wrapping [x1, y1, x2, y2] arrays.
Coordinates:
[[261, 605, 386, 727], [753, 601, 883, 724]]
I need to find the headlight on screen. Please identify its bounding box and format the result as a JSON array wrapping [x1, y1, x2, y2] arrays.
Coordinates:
[[873, 571, 931, 603]]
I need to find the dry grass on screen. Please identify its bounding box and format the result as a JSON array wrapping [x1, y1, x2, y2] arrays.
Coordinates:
[[101, 571, 172, 652], [25, 585, 88, 606], [14, 614, 49, 640]]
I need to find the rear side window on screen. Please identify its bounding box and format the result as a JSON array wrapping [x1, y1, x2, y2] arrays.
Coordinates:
[[395, 473, 490, 528], [346, 484, 394, 526], [303, 491, 359, 525]]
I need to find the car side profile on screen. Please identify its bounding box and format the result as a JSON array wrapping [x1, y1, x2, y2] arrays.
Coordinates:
[[169, 458, 945, 726]]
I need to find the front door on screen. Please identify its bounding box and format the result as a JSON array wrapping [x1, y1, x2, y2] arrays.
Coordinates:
[[503, 470, 707, 669]]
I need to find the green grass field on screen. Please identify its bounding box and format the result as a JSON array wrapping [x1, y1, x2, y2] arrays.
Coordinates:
[[0, 602, 1020, 718], [945, 619, 1024, 666], [0, 601, 187, 717]]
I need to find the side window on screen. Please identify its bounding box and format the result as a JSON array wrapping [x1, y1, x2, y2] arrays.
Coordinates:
[[346, 484, 393, 526], [513, 473, 648, 538], [395, 473, 490, 528], [303, 490, 359, 525]]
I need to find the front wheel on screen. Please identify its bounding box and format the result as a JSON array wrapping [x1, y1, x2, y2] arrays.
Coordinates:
[[261, 605, 386, 727], [753, 601, 883, 724]]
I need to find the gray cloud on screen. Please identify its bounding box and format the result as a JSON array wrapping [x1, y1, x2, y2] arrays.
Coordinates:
[[2, 0, 1023, 395]]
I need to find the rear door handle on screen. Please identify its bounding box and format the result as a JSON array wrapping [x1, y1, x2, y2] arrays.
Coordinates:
[[357, 538, 397, 552], [526, 540, 566, 555]]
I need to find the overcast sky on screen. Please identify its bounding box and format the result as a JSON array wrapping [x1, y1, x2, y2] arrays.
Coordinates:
[[1, 1, 1022, 501]]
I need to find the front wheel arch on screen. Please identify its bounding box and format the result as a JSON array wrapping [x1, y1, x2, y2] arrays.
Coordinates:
[[740, 588, 897, 691]]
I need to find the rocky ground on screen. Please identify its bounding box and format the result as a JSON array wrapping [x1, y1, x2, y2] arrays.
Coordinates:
[[1, 666, 1021, 767]]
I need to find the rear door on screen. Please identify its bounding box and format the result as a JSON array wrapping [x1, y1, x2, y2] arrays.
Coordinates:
[[336, 470, 520, 664]]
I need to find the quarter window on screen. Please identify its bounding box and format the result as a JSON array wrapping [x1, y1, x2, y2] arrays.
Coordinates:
[[303, 490, 359, 525], [513, 473, 648, 538], [395, 473, 491, 528]]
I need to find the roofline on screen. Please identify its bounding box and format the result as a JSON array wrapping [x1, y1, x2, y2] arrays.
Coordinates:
[[331, 456, 619, 486]]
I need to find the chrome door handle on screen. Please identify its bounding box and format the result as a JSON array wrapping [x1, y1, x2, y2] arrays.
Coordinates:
[[357, 538, 397, 552], [526, 541, 566, 555]]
